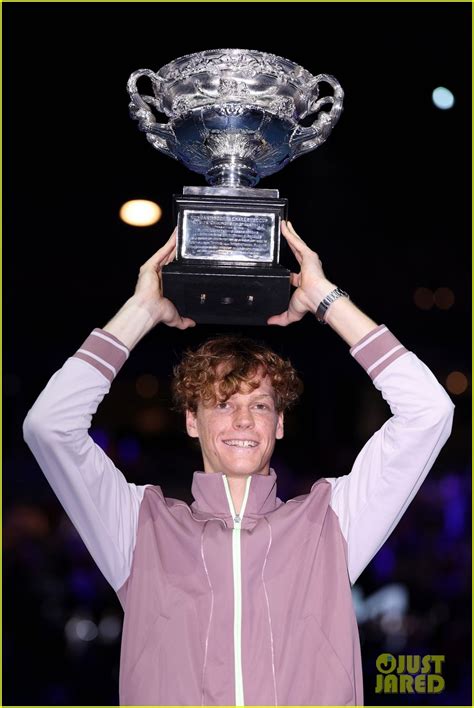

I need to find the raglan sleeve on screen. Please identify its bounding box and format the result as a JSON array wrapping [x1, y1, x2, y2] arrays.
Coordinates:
[[324, 325, 455, 585], [23, 328, 148, 592]]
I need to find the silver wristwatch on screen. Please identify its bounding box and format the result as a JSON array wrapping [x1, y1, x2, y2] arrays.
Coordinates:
[[315, 287, 350, 324]]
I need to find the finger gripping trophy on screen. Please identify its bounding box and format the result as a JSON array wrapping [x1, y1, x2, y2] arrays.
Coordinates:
[[127, 49, 343, 325]]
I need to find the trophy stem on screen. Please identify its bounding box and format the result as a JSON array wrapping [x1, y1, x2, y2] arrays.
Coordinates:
[[206, 158, 259, 188]]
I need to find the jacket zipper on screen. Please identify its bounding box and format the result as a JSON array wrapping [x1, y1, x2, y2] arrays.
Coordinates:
[[222, 475, 252, 707]]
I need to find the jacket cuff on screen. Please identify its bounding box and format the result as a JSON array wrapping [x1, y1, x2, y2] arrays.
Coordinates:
[[350, 324, 408, 380], [73, 328, 130, 383]]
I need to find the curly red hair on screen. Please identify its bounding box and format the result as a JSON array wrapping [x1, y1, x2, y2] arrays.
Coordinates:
[[172, 336, 303, 413]]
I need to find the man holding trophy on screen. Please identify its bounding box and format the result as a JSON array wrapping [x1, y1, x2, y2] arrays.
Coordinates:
[[23, 50, 453, 706]]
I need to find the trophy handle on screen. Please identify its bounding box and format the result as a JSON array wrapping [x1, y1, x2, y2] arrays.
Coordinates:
[[127, 69, 177, 160], [289, 74, 344, 160]]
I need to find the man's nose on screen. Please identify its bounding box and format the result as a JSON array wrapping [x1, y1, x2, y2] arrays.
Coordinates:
[[232, 407, 254, 428]]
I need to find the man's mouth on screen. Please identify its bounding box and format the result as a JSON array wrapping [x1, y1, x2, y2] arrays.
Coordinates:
[[222, 439, 259, 448]]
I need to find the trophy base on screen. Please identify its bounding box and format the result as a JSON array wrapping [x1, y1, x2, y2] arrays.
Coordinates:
[[162, 263, 290, 325]]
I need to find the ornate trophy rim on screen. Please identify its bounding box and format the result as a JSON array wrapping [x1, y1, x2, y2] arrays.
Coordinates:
[[156, 48, 316, 89]]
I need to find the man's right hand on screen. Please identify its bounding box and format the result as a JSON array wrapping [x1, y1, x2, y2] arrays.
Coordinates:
[[132, 228, 196, 330], [103, 229, 196, 349]]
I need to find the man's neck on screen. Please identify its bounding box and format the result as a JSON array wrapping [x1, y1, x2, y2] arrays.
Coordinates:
[[226, 475, 249, 516]]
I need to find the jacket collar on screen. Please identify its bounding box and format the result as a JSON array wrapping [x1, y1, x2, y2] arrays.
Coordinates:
[[190, 468, 281, 529]]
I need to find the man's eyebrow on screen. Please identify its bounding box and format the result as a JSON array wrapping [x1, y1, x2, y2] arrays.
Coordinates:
[[228, 391, 274, 401]]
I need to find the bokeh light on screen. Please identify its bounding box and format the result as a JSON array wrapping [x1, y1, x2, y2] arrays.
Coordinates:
[[446, 371, 469, 395], [98, 615, 122, 643], [432, 86, 455, 110], [119, 199, 162, 226], [117, 437, 141, 464], [65, 617, 98, 643], [135, 407, 166, 434], [136, 374, 159, 398], [413, 287, 434, 310], [434, 287, 455, 310]]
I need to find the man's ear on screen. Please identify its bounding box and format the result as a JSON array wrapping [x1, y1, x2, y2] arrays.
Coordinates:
[[276, 412, 284, 440], [185, 409, 199, 439]]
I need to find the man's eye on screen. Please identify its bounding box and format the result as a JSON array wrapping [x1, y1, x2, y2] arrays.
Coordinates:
[[254, 403, 269, 410], [216, 402, 230, 410]]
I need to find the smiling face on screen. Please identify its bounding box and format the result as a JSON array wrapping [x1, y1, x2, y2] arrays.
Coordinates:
[[185, 373, 284, 478]]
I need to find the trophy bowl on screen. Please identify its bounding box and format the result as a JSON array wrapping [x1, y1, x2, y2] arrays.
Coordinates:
[[127, 50, 344, 325], [127, 49, 344, 187]]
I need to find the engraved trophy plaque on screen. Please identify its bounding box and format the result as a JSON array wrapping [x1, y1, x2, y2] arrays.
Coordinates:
[[127, 49, 343, 325]]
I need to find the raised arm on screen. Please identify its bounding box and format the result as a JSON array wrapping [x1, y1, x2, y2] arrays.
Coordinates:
[[102, 228, 195, 347], [23, 230, 195, 592], [326, 328, 454, 585], [270, 221, 454, 585], [267, 219, 378, 345]]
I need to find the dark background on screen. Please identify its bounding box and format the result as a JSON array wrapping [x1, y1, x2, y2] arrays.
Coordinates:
[[3, 2, 471, 705]]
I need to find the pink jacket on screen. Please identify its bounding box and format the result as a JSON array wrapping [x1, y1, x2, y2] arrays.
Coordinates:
[[23, 325, 454, 706]]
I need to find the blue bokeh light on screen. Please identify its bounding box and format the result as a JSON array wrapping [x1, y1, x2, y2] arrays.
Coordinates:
[[432, 86, 455, 110]]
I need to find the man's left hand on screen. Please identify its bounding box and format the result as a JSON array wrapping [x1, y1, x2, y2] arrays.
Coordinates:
[[267, 221, 336, 326]]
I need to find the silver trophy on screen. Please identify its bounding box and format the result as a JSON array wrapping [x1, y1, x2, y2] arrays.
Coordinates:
[[127, 49, 343, 325]]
